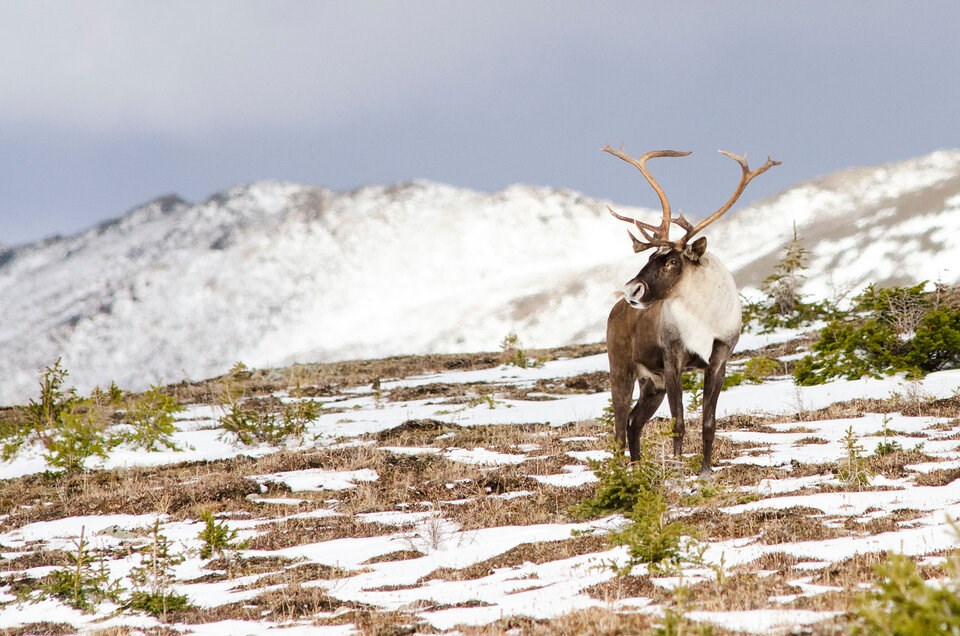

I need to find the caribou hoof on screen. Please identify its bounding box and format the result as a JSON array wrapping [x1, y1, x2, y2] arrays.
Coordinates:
[[697, 466, 714, 483]]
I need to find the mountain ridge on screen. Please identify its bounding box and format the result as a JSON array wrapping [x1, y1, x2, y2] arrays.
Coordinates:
[[1, 150, 958, 405]]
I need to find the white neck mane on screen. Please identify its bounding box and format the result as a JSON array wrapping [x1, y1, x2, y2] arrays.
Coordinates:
[[661, 254, 742, 362]]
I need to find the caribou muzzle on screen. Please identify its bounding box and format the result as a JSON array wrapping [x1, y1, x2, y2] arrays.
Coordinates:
[[623, 280, 648, 309]]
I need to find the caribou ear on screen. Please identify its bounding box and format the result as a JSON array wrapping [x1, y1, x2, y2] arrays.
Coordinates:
[[685, 236, 708, 261]]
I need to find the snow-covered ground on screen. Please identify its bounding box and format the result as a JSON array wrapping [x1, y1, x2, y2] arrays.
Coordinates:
[[1, 340, 959, 634]]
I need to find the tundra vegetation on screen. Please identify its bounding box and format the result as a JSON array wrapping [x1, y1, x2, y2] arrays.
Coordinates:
[[0, 274, 959, 633]]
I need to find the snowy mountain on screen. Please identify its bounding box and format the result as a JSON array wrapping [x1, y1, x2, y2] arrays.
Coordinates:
[[1, 150, 959, 405]]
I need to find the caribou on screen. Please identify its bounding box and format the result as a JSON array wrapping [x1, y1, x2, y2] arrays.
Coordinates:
[[603, 144, 780, 479]]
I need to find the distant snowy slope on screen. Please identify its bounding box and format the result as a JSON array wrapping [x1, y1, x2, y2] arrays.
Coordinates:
[[1, 150, 959, 404], [711, 149, 960, 297], [0, 180, 636, 404]]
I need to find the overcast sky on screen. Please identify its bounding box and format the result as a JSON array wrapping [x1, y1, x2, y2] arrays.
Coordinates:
[[1, 1, 958, 245]]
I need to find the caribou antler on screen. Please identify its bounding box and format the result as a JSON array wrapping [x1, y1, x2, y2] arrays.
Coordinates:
[[602, 144, 691, 252], [603, 144, 780, 251]]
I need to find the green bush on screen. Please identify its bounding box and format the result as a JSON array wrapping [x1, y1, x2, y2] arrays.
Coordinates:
[[2, 359, 75, 462], [2, 361, 125, 472], [572, 446, 662, 519], [794, 283, 960, 385], [43, 398, 120, 472], [682, 372, 704, 409], [612, 489, 691, 576], [851, 552, 960, 635], [500, 332, 543, 368], [127, 589, 192, 620], [873, 416, 905, 457], [724, 356, 783, 389]]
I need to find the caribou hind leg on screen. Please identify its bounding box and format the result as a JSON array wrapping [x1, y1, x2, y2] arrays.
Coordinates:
[[662, 349, 687, 457], [699, 341, 733, 480], [627, 379, 666, 461]]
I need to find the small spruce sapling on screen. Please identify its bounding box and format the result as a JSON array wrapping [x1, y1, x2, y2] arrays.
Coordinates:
[[500, 332, 543, 368], [575, 417, 692, 576], [742, 224, 831, 333], [2, 359, 76, 462], [198, 510, 249, 560], [837, 425, 873, 488], [40, 526, 121, 612], [127, 519, 190, 620], [873, 415, 905, 457], [217, 366, 321, 446], [2, 361, 186, 471], [120, 385, 185, 452], [682, 372, 704, 410]]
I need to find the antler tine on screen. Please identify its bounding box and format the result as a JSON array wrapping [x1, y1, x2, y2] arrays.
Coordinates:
[[606, 205, 662, 234], [682, 150, 781, 243], [602, 144, 691, 243], [606, 206, 675, 252]]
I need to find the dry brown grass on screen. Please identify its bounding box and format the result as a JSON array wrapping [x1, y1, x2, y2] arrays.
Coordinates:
[[0, 550, 70, 570], [375, 419, 461, 445], [444, 484, 595, 531], [913, 467, 960, 487], [682, 507, 846, 544], [197, 555, 299, 581], [422, 535, 608, 583], [248, 516, 404, 551], [786, 462, 841, 479], [583, 573, 666, 603], [868, 449, 932, 478], [801, 394, 960, 422], [715, 464, 790, 489], [0, 460, 263, 531], [531, 371, 611, 395], [0, 623, 77, 636], [811, 552, 888, 588], [0, 443, 416, 532], [171, 583, 363, 624], [231, 562, 358, 590], [744, 551, 804, 570], [362, 549, 425, 565], [679, 428, 771, 463], [682, 571, 805, 612], [349, 608, 434, 635], [842, 508, 925, 535], [385, 382, 480, 403], [461, 607, 656, 635]]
